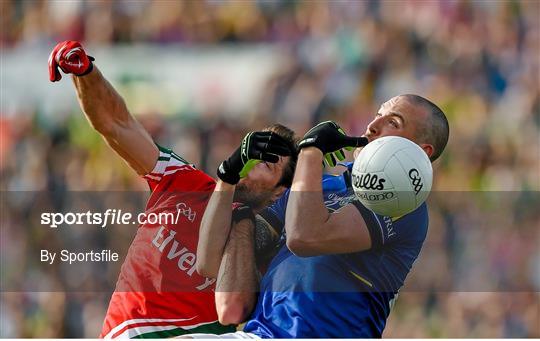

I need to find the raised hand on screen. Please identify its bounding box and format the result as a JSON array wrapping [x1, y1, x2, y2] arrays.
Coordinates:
[[217, 131, 293, 185], [298, 121, 368, 167], [48, 40, 94, 82]]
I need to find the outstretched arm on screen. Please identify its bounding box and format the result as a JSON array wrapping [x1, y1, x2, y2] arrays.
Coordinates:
[[49, 41, 158, 175], [72, 68, 158, 174]]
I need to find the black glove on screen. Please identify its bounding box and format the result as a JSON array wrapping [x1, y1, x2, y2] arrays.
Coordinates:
[[217, 131, 293, 185], [298, 121, 368, 167]]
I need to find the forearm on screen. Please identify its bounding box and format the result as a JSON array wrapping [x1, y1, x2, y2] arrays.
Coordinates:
[[196, 180, 235, 278], [285, 148, 329, 248], [215, 219, 257, 325], [72, 68, 128, 132], [72, 69, 157, 174]]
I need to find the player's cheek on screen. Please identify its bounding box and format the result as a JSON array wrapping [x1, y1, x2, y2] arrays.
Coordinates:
[[271, 169, 282, 186], [246, 164, 265, 181], [255, 166, 276, 186]]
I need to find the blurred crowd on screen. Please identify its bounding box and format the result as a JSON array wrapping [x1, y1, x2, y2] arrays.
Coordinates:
[[1, 0, 539, 338]]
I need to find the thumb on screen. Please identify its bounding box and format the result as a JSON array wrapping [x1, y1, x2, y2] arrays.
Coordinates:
[[342, 136, 368, 148], [48, 49, 62, 82]]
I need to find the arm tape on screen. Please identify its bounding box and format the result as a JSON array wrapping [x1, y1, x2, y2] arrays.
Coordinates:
[[231, 203, 256, 225]]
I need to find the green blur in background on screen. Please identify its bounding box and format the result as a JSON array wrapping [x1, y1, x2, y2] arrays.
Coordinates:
[[0, 0, 539, 338]]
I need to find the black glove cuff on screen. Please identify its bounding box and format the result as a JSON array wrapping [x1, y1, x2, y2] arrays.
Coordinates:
[[231, 203, 255, 225], [217, 160, 240, 185], [78, 56, 95, 77], [298, 137, 321, 151]]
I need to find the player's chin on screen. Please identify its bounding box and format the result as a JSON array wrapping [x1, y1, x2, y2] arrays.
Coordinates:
[[233, 186, 272, 211]]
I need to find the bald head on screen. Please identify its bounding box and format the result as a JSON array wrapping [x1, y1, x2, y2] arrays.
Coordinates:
[[400, 94, 449, 162]]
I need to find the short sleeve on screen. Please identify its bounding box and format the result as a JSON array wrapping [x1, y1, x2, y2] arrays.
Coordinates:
[[352, 200, 429, 249], [142, 144, 194, 192]]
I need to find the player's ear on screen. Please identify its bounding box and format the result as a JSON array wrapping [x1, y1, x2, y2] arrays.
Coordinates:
[[271, 186, 287, 202], [419, 143, 434, 160]]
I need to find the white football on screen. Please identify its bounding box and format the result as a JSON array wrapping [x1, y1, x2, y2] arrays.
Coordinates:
[[351, 136, 433, 217]]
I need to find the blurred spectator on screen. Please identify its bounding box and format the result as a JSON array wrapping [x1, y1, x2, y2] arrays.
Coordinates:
[[1, 0, 538, 337]]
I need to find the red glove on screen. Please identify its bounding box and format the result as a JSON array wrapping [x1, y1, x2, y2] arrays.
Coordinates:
[[48, 41, 94, 82]]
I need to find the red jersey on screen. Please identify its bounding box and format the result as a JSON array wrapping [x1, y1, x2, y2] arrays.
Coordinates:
[[100, 146, 235, 338]]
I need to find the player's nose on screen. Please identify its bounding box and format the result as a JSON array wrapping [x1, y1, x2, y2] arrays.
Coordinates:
[[366, 119, 380, 138]]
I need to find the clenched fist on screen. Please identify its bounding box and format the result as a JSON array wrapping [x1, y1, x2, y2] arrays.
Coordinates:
[[217, 131, 294, 185], [48, 41, 94, 82], [298, 121, 368, 167]]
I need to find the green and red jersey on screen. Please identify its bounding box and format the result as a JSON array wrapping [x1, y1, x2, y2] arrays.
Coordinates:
[[100, 146, 234, 338]]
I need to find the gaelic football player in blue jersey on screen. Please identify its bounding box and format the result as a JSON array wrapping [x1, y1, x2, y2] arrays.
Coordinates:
[[196, 94, 449, 338]]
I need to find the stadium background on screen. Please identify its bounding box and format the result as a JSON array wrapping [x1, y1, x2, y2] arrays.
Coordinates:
[[1, 0, 539, 338]]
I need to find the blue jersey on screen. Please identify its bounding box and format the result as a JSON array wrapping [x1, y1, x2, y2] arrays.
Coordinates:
[[244, 163, 429, 338]]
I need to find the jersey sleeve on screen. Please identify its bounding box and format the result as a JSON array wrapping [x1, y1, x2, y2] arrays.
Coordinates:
[[142, 144, 194, 192], [352, 200, 429, 249]]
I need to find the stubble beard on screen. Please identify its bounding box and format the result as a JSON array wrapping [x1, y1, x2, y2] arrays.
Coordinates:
[[234, 182, 274, 212]]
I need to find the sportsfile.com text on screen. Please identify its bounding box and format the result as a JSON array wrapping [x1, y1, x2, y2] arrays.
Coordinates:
[[40, 204, 195, 228]]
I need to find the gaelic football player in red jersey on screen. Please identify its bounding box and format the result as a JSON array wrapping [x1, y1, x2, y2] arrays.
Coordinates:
[[48, 41, 297, 338]]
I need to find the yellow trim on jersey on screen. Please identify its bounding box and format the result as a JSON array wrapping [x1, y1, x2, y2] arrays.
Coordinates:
[[391, 215, 404, 222], [349, 270, 373, 288]]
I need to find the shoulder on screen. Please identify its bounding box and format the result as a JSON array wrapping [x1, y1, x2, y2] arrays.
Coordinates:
[[322, 171, 348, 191], [385, 202, 429, 244], [144, 145, 216, 192], [393, 202, 429, 228]]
